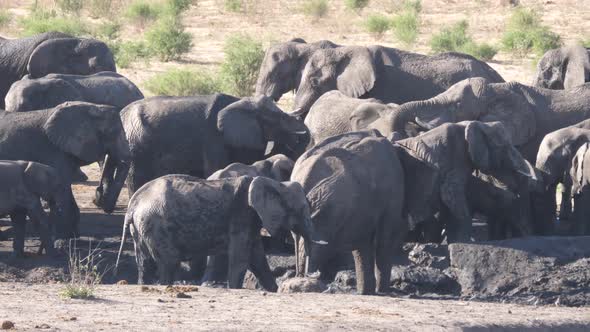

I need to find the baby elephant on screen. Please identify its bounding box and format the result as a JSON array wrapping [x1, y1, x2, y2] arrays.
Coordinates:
[[117, 175, 323, 289], [5, 72, 144, 112], [0, 160, 67, 257]]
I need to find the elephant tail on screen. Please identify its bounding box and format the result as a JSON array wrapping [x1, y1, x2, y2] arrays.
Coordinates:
[[114, 211, 132, 276]]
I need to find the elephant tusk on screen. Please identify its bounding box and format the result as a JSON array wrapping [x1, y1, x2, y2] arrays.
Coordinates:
[[292, 130, 308, 135], [312, 240, 328, 245], [414, 117, 435, 130]]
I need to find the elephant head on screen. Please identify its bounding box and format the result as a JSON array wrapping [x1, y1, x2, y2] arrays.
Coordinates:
[[5, 77, 83, 112], [42, 102, 130, 213], [533, 45, 590, 90], [292, 47, 376, 119], [390, 78, 536, 147], [536, 128, 590, 187], [27, 38, 116, 79], [217, 96, 310, 162], [255, 39, 338, 102], [349, 101, 399, 137]]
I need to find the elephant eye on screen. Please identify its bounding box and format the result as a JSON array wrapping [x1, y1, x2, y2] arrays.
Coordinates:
[[310, 77, 320, 87]]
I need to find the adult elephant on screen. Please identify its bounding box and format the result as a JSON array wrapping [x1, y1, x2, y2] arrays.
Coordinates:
[[567, 143, 590, 235], [291, 130, 406, 295], [255, 38, 339, 102], [533, 44, 590, 90], [534, 119, 590, 234], [394, 121, 538, 243], [0, 32, 116, 109], [388, 78, 590, 162], [0, 101, 130, 240], [292, 46, 504, 119], [121, 94, 309, 195], [5, 72, 143, 112]]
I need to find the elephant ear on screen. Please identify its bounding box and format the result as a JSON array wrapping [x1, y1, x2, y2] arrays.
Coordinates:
[[465, 121, 510, 171], [479, 89, 535, 146], [269, 154, 295, 181], [247, 176, 287, 237], [43, 102, 104, 163], [27, 38, 79, 78], [336, 49, 376, 98], [570, 142, 590, 195], [217, 98, 266, 151], [564, 45, 590, 89], [23, 162, 54, 197]]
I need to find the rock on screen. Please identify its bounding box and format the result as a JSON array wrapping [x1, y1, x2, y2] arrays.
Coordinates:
[[1, 321, 14, 330], [407, 243, 449, 269], [390, 266, 459, 295], [116, 280, 128, 285], [34, 324, 50, 329], [278, 277, 327, 293], [242, 271, 263, 290], [175, 292, 191, 299]]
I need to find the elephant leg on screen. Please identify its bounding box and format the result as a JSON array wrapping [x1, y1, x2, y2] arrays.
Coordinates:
[[10, 211, 27, 258], [248, 240, 278, 292], [441, 177, 472, 243], [26, 201, 54, 256], [421, 215, 443, 243], [189, 255, 207, 283], [376, 212, 408, 293], [227, 236, 249, 289], [352, 244, 376, 295], [157, 259, 178, 285], [203, 254, 229, 284], [71, 168, 88, 183], [532, 188, 556, 235], [131, 228, 156, 285], [559, 184, 572, 220]]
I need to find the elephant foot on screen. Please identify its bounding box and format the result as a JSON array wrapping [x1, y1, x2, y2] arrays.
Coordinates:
[[10, 250, 25, 259]]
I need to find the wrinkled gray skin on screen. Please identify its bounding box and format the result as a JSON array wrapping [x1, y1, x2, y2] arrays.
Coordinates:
[[121, 94, 309, 196], [0, 102, 131, 240], [389, 78, 590, 163], [304, 90, 399, 146], [0, 32, 116, 109], [535, 119, 590, 234], [292, 46, 504, 119], [203, 154, 295, 283], [255, 38, 339, 101], [116, 175, 321, 289], [291, 130, 406, 295], [395, 121, 538, 243], [533, 45, 590, 90], [0, 160, 69, 257], [567, 143, 590, 235], [5, 72, 143, 112]]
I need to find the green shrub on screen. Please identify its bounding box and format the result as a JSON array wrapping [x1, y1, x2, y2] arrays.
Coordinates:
[[430, 20, 497, 60], [87, 0, 118, 19], [0, 10, 11, 29], [145, 68, 222, 96], [391, 9, 419, 44], [108, 40, 150, 68], [60, 241, 104, 300], [54, 0, 84, 14], [364, 14, 390, 40], [95, 21, 121, 40], [145, 16, 193, 61], [583, 38, 590, 48], [166, 0, 194, 16], [125, 0, 163, 27], [501, 7, 561, 57], [402, 0, 422, 13], [220, 34, 264, 96], [302, 0, 328, 20], [345, 0, 369, 11], [224, 0, 242, 12], [20, 8, 89, 37]]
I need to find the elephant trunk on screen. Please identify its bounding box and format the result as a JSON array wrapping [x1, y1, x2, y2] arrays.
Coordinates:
[[94, 154, 130, 214], [390, 99, 442, 138]]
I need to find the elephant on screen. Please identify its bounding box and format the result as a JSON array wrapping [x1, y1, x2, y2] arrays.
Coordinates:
[[393, 121, 538, 243], [291, 45, 505, 119], [0, 101, 131, 240], [121, 94, 309, 196], [5, 72, 143, 112], [534, 119, 590, 234], [0, 32, 116, 109], [567, 143, 590, 235], [291, 130, 407, 295], [533, 44, 590, 90], [116, 175, 323, 288], [255, 38, 339, 102], [0, 160, 70, 257], [388, 78, 590, 163]]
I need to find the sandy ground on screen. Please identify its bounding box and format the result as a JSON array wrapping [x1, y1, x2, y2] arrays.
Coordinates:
[[1, 283, 590, 331]]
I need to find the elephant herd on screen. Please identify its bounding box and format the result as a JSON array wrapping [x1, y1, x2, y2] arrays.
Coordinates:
[[1, 32, 590, 295]]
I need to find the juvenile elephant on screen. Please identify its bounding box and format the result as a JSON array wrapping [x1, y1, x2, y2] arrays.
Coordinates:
[[0, 102, 130, 239], [0, 160, 69, 257], [568, 143, 590, 235], [0, 32, 116, 109], [389, 78, 590, 162], [121, 94, 309, 195], [116, 175, 323, 288], [292, 46, 504, 118], [394, 121, 538, 243], [533, 44, 590, 90], [255, 38, 339, 102], [291, 130, 406, 295], [5, 72, 143, 112]]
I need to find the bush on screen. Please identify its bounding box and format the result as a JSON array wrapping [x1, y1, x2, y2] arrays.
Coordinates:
[[87, 0, 118, 18], [430, 20, 497, 60], [220, 34, 264, 96], [20, 8, 89, 37], [146, 16, 193, 61], [302, 0, 328, 20], [0, 10, 11, 29], [125, 0, 163, 27], [501, 7, 561, 57], [166, 0, 194, 16], [391, 9, 419, 45], [345, 0, 369, 11], [583, 39, 590, 48], [145, 68, 222, 96], [364, 14, 390, 40], [54, 0, 84, 14], [402, 0, 422, 13], [60, 241, 104, 300], [224, 0, 242, 12], [108, 40, 150, 68], [95, 21, 121, 40]]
